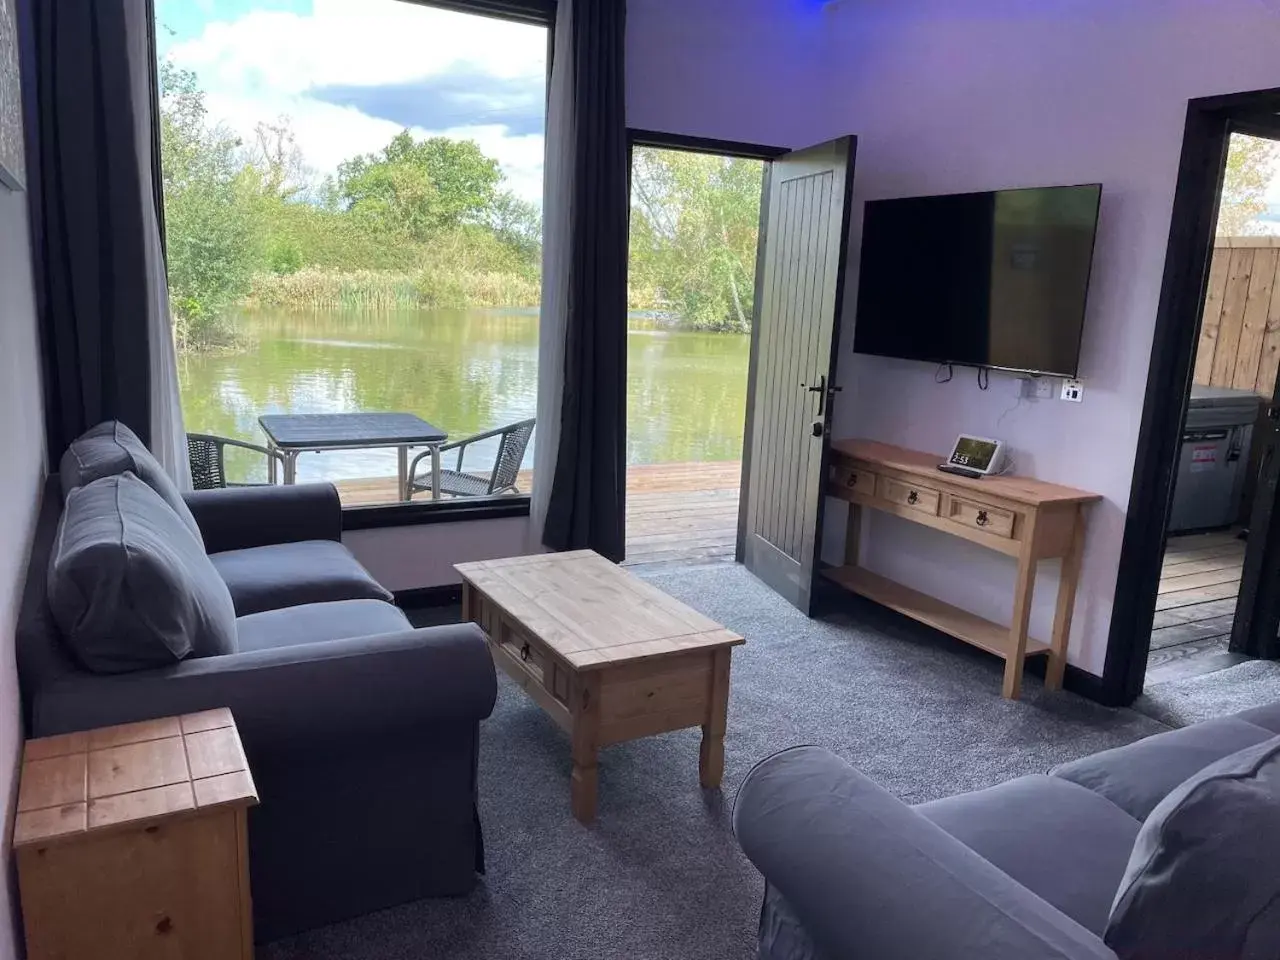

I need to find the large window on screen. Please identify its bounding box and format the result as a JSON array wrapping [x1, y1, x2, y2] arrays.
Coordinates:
[[155, 0, 546, 509]]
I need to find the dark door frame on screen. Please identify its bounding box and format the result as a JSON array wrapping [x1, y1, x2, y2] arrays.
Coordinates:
[[623, 129, 788, 564], [1103, 87, 1280, 706]]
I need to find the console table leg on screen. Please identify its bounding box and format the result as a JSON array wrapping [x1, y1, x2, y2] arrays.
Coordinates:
[[1003, 516, 1040, 700], [1047, 509, 1086, 692], [844, 502, 863, 567]]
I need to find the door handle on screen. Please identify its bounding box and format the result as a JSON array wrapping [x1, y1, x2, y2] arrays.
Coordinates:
[[801, 375, 828, 416]]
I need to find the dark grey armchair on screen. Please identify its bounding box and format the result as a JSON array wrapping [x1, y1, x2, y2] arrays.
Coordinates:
[[408, 417, 534, 498], [187, 432, 285, 490]]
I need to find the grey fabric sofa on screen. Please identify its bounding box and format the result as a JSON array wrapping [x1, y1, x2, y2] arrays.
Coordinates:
[[18, 429, 498, 941], [734, 703, 1280, 960]]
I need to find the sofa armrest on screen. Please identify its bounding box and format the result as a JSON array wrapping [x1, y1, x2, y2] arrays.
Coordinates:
[[184, 483, 343, 554], [733, 747, 1117, 960], [32, 624, 497, 754]]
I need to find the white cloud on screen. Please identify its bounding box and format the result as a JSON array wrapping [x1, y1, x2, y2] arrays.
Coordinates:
[[167, 0, 547, 201]]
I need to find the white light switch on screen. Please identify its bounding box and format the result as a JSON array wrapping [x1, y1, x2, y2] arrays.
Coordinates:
[[1061, 379, 1084, 402]]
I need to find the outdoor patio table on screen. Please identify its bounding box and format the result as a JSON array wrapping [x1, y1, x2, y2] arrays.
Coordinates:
[[258, 412, 449, 501]]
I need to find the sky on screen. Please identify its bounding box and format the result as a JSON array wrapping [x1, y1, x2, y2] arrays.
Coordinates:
[[155, 0, 548, 203]]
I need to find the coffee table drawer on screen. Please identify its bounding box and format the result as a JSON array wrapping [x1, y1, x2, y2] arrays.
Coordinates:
[[494, 620, 571, 707]]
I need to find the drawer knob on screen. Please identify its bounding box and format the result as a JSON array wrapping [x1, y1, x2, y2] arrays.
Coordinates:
[[907, 490, 919, 505], [976, 510, 990, 527], [520, 642, 531, 663], [847, 472, 858, 488]]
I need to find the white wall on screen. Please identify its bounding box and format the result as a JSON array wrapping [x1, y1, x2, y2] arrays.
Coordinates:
[[820, 0, 1280, 675], [0, 180, 47, 958], [345, 516, 534, 592], [627, 0, 834, 147]]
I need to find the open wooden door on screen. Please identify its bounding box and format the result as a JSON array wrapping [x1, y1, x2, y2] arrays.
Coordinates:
[[1228, 323, 1280, 660], [739, 137, 856, 613], [1233, 337, 1280, 659], [1229, 118, 1280, 660]]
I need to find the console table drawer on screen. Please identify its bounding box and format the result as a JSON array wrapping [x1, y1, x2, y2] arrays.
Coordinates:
[[830, 463, 877, 499], [947, 497, 1017, 539], [879, 477, 941, 516]]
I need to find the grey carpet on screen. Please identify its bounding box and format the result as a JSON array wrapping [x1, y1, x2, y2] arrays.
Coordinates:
[[263, 561, 1167, 960], [1138, 659, 1280, 727]]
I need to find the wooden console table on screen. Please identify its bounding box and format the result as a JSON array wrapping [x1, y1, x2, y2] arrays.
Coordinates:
[[824, 439, 1101, 699]]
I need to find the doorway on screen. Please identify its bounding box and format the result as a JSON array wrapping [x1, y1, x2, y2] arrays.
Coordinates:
[[621, 133, 779, 571], [1107, 90, 1280, 705], [620, 132, 857, 617], [1146, 131, 1280, 686]]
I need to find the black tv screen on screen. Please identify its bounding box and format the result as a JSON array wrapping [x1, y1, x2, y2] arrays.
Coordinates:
[[852, 184, 1101, 377]]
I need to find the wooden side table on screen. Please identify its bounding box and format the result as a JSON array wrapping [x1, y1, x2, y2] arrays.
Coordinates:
[[13, 709, 258, 960]]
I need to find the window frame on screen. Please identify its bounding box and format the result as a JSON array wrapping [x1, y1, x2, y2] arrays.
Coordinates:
[[153, 0, 552, 527]]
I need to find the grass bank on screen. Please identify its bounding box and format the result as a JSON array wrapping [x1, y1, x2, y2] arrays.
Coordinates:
[[245, 267, 541, 312]]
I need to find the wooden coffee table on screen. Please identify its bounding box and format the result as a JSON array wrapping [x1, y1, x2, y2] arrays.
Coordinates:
[[456, 550, 744, 823]]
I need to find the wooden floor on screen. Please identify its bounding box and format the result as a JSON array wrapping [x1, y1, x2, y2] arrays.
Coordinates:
[[334, 461, 742, 568], [1146, 530, 1249, 685]]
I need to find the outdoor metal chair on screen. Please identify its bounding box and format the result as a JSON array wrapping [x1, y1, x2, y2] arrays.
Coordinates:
[[187, 433, 286, 490], [407, 418, 535, 499]]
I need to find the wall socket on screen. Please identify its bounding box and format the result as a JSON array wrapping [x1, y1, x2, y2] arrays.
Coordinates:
[[1061, 379, 1084, 402], [1018, 377, 1057, 400]]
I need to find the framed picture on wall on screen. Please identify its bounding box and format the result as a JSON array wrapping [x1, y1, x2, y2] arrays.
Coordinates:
[[0, 0, 25, 192]]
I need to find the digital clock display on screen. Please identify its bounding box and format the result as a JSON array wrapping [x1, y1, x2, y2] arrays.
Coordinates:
[[950, 437, 998, 471]]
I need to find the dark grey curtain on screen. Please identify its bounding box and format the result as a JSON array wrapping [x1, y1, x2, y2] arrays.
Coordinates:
[[541, 0, 628, 562], [25, 0, 154, 456]]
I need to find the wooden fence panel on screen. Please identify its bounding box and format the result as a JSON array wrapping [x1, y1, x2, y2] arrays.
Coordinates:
[[1194, 238, 1280, 398]]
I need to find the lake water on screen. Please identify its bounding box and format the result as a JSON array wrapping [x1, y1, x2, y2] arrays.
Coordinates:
[[178, 308, 751, 485]]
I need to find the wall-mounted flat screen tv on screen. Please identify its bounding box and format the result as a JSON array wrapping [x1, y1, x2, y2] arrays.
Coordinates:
[[852, 184, 1102, 378]]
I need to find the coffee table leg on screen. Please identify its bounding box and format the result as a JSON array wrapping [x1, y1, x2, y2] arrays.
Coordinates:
[[699, 649, 732, 789], [571, 674, 601, 823]]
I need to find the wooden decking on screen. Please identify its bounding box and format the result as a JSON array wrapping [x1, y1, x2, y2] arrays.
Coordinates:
[[1146, 530, 1248, 684], [625, 464, 740, 570], [334, 461, 742, 568]]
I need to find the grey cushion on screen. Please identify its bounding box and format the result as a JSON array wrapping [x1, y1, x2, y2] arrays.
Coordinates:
[[48, 473, 237, 673], [211, 540, 394, 616], [917, 775, 1139, 935], [236, 599, 411, 653], [1106, 735, 1280, 960], [1051, 717, 1277, 820], [60, 421, 204, 547], [1234, 701, 1280, 735]]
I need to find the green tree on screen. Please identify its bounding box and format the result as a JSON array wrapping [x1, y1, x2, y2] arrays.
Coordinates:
[[1218, 133, 1280, 236], [337, 131, 503, 241], [158, 61, 260, 348], [157, 69, 545, 340], [487, 190, 543, 266], [629, 148, 764, 332]]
